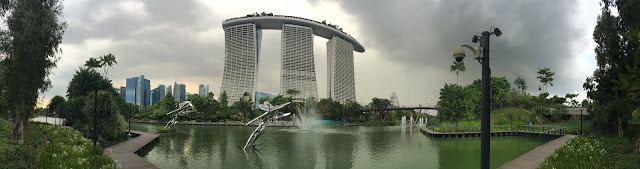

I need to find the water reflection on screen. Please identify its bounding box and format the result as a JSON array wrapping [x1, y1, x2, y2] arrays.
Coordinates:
[[133, 124, 542, 169]]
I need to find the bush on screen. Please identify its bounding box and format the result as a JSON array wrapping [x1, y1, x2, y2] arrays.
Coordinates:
[[81, 91, 128, 143], [0, 119, 42, 169], [37, 124, 116, 169], [539, 136, 612, 169]]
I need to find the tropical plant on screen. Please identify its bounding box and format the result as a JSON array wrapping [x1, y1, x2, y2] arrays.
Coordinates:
[[369, 97, 392, 122], [286, 89, 301, 98], [66, 67, 112, 99], [449, 61, 466, 84], [84, 57, 101, 69], [47, 95, 66, 117], [99, 53, 117, 78], [513, 76, 528, 93], [537, 67, 555, 93]]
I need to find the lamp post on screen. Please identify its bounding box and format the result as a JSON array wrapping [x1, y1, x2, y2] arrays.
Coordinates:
[[452, 27, 501, 169], [128, 103, 132, 137], [93, 90, 98, 146]]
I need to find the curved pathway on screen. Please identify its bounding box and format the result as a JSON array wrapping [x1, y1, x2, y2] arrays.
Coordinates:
[[498, 134, 575, 169], [105, 130, 159, 169]]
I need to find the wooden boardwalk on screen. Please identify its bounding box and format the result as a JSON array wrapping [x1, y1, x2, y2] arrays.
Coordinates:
[[499, 134, 576, 169], [419, 125, 566, 138], [105, 130, 160, 169]]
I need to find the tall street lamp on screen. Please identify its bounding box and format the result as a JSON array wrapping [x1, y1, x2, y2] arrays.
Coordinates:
[[452, 27, 501, 169]]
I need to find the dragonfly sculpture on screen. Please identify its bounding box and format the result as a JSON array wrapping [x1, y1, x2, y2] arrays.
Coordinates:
[[243, 101, 291, 150], [164, 101, 196, 129]]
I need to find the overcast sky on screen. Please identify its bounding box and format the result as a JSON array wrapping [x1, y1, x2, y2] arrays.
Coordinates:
[[38, 0, 601, 107]]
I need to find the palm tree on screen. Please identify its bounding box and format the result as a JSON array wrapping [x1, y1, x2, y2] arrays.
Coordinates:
[[513, 77, 528, 93], [84, 58, 101, 69], [449, 61, 466, 84], [99, 53, 117, 78]]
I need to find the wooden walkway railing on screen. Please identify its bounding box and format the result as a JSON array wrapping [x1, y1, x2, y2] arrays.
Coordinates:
[[420, 125, 567, 140]]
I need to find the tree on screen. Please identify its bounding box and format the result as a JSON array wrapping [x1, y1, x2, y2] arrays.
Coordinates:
[[513, 77, 528, 93], [437, 84, 477, 125], [219, 91, 229, 108], [47, 95, 65, 117], [450, 61, 466, 84], [536, 67, 555, 93], [67, 67, 112, 99], [565, 93, 579, 107], [469, 77, 511, 109], [232, 92, 253, 119], [82, 91, 127, 143], [0, 0, 67, 143], [286, 89, 300, 98], [583, 0, 639, 136], [99, 53, 117, 78], [369, 98, 392, 122], [84, 57, 101, 69]]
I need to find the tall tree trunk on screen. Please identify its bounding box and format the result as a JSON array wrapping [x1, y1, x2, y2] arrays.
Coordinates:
[[13, 112, 24, 144]]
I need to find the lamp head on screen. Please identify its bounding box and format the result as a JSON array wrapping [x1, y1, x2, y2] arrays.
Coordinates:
[[453, 46, 466, 62], [472, 35, 479, 43], [493, 28, 502, 37]]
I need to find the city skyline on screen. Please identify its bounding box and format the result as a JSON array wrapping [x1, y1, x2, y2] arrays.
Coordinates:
[[37, 0, 600, 107]]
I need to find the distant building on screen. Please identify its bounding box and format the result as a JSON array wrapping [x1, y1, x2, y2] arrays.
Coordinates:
[[390, 92, 399, 107], [327, 36, 356, 102], [125, 77, 138, 104], [254, 91, 278, 109], [150, 85, 165, 105], [199, 84, 210, 97], [119, 86, 126, 99], [166, 85, 172, 95], [136, 75, 151, 107], [185, 92, 192, 100], [173, 82, 186, 101], [126, 75, 151, 107]]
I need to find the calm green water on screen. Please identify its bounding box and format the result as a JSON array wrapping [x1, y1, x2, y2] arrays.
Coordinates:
[[131, 123, 547, 169]]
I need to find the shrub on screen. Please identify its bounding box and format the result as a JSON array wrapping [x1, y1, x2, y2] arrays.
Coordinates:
[[539, 136, 613, 169], [36, 124, 116, 169]]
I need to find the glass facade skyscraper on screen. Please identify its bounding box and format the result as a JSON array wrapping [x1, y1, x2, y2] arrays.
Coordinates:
[[125, 75, 151, 106], [125, 77, 138, 104]]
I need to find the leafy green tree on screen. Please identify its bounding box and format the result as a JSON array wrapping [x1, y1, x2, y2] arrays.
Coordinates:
[[84, 57, 101, 69], [513, 77, 528, 93], [0, 0, 67, 143], [343, 100, 362, 122], [537, 67, 555, 93], [47, 95, 65, 117], [66, 67, 112, 99], [565, 93, 579, 107], [155, 92, 176, 112], [469, 77, 511, 109], [98, 53, 117, 78], [450, 61, 466, 84], [232, 92, 253, 119], [438, 84, 476, 125], [219, 91, 229, 108], [82, 91, 127, 143], [584, 0, 639, 136], [286, 89, 301, 98], [369, 98, 392, 122]]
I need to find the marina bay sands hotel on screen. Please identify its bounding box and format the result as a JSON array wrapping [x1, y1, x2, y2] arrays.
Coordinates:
[[220, 14, 365, 103]]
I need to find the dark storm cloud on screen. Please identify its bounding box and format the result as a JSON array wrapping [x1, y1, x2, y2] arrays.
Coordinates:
[[338, 0, 588, 96]]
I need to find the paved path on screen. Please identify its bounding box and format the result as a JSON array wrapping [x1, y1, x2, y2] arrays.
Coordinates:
[[498, 134, 576, 169], [105, 130, 159, 169]]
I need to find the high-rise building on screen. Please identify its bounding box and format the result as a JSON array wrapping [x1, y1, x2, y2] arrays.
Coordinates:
[[173, 82, 186, 102], [281, 24, 318, 99], [119, 86, 126, 99], [390, 92, 399, 107], [220, 23, 260, 104], [221, 15, 365, 104], [166, 85, 172, 95], [254, 91, 278, 109], [125, 75, 151, 107], [150, 85, 165, 105], [199, 84, 210, 97], [327, 36, 356, 102], [125, 77, 138, 104], [135, 75, 151, 107]]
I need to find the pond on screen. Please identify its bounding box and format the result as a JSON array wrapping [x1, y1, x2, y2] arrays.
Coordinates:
[[131, 123, 547, 169]]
